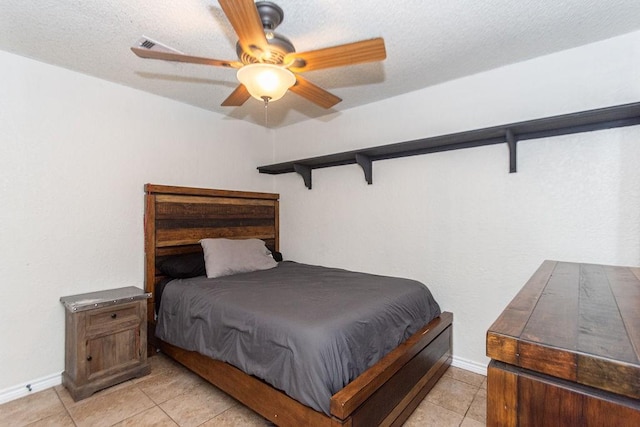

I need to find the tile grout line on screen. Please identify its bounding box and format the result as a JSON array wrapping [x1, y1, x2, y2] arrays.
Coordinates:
[[53, 386, 79, 427], [197, 403, 230, 427], [429, 374, 484, 426], [134, 382, 181, 426], [137, 366, 184, 417], [198, 401, 252, 427], [156, 401, 180, 427], [462, 385, 485, 426], [455, 385, 479, 427], [107, 384, 148, 426]]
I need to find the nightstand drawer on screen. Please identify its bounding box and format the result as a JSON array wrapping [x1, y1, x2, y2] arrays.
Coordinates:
[[85, 303, 140, 339], [88, 304, 138, 326]]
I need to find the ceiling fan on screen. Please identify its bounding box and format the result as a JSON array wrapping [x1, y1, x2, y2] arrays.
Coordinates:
[[131, 0, 386, 109]]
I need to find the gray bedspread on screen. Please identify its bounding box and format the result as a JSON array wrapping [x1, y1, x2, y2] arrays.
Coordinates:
[[155, 261, 441, 415]]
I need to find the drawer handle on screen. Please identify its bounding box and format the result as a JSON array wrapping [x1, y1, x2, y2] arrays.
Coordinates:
[[111, 313, 117, 319], [86, 355, 92, 361]]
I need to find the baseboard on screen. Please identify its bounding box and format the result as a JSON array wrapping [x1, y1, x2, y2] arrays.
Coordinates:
[[0, 372, 62, 405], [451, 356, 488, 376]]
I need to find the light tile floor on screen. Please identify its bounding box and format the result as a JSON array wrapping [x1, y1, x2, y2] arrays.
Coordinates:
[[0, 354, 486, 427]]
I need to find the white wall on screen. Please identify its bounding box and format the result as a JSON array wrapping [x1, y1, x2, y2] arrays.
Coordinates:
[[273, 31, 640, 371], [0, 50, 274, 397], [2, 28, 639, 402]]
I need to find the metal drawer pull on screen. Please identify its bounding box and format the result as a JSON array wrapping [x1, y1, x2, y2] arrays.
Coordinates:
[[111, 313, 117, 319], [86, 355, 92, 361]]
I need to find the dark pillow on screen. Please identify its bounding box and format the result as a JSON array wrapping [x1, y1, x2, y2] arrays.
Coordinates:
[[271, 251, 283, 262], [158, 253, 206, 278]]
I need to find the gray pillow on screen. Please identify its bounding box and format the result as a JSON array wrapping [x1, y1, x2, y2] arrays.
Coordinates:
[[200, 238, 277, 278]]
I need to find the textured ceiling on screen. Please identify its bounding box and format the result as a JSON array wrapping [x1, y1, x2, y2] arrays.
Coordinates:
[[2, 0, 640, 128]]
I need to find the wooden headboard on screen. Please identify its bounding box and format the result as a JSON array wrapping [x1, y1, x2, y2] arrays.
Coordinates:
[[144, 184, 279, 320]]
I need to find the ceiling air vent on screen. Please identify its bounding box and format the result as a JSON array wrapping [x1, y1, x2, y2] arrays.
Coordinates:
[[134, 37, 181, 54], [141, 39, 155, 50]]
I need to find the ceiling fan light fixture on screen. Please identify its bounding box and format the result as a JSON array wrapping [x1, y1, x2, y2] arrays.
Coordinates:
[[237, 63, 296, 102]]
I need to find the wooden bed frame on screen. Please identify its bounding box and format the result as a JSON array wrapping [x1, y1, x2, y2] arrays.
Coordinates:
[[144, 183, 453, 426]]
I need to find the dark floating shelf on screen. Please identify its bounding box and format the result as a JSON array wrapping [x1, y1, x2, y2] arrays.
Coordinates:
[[258, 102, 640, 189]]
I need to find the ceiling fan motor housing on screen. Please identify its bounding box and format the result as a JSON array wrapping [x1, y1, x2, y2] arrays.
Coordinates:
[[236, 31, 295, 64], [236, 1, 295, 65], [256, 1, 284, 30]]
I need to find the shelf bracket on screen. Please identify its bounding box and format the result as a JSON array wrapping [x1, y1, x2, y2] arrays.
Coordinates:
[[293, 164, 312, 189], [506, 129, 518, 173], [355, 153, 373, 185]]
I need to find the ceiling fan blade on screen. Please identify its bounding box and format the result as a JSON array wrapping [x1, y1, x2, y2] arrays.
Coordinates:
[[285, 38, 386, 73], [221, 84, 251, 106], [218, 0, 269, 56], [289, 75, 342, 109], [131, 37, 241, 68]]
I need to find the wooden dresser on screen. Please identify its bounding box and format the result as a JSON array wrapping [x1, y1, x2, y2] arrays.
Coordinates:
[[486, 261, 640, 426], [60, 286, 151, 401]]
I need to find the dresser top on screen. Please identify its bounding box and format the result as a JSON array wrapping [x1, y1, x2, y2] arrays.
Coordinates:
[[487, 260, 640, 399], [60, 286, 151, 312]]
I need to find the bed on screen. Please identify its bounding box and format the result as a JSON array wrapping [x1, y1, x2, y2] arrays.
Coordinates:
[[144, 184, 453, 426]]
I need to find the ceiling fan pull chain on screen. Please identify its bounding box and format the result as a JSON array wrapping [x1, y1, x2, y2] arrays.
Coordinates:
[[262, 96, 271, 126]]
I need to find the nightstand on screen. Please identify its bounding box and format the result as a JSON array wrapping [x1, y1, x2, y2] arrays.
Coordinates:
[[60, 286, 151, 401]]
